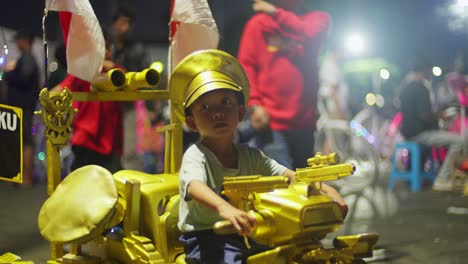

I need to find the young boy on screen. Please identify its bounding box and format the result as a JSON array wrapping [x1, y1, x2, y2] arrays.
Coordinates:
[[174, 50, 347, 263]]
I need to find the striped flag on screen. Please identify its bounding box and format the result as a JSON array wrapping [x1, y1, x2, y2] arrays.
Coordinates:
[[45, 0, 104, 82], [169, 0, 219, 70]]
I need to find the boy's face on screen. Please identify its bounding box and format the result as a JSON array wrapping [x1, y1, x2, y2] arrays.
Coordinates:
[[185, 89, 245, 140]]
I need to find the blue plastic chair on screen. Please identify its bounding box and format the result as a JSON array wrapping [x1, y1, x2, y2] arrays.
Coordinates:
[[389, 142, 436, 192]]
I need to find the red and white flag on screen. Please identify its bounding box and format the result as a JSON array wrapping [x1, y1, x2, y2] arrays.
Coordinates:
[[45, 0, 104, 82], [169, 0, 219, 71]]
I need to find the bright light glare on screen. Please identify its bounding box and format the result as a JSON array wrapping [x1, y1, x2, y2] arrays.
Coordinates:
[[432, 66, 442, 77], [456, 0, 468, 7], [447, 0, 468, 31], [380, 69, 390, 80], [366, 93, 376, 106], [345, 33, 366, 55]]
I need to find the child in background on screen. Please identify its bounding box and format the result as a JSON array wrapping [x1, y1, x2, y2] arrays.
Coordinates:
[[52, 31, 124, 173], [135, 100, 165, 173], [173, 49, 347, 263]]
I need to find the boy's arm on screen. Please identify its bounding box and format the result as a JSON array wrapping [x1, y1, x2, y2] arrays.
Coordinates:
[[285, 167, 347, 218], [319, 183, 348, 219], [282, 169, 296, 182], [187, 180, 256, 235]]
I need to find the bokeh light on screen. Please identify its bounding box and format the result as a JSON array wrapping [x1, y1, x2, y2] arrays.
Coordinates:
[[376, 94, 385, 108], [38, 152, 46, 161], [365, 93, 376, 106], [345, 33, 366, 56], [349, 120, 375, 144], [379, 69, 390, 80], [432, 66, 442, 77]]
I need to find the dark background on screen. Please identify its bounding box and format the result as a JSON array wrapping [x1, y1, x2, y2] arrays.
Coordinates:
[[1, 0, 466, 73]]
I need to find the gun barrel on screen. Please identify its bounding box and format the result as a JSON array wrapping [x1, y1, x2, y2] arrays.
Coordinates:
[[91, 68, 126, 92], [296, 163, 355, 182]]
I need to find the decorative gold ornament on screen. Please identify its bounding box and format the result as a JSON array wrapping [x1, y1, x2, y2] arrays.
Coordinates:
[[35, 88, 76, 146]]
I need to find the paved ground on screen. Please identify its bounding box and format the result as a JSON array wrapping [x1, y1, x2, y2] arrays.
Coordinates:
[[0, 182, 49, 263], [1, 169, 467, 263]]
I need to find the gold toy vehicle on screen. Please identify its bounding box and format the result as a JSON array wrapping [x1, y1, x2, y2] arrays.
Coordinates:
[[36, 58, 378, 264]]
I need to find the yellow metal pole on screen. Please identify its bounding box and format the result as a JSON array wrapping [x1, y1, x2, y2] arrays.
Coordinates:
[[46, 139, 65, 259], [37, 88, 76, 260], [171, 123, 182, 174], [164, 128, 172, 174], [123, 179, 141, 236], [46, 140, 61, 196]]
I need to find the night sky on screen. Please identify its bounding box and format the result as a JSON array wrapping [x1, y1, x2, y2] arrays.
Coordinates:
[[1, 0, 466, 72]]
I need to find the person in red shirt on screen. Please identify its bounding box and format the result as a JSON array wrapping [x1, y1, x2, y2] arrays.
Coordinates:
[[238, 0, 330, 169], [52, 33, 123, 173]]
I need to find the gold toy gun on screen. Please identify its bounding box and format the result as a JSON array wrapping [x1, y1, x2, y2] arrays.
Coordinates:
[[221, 175, 289, 209], [295, 152, 355, 188], [123, 68, 161, 91], [91, 68, 126, 92]]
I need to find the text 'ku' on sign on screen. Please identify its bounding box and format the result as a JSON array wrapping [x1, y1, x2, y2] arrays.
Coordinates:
[[0, 104, 22, 183]]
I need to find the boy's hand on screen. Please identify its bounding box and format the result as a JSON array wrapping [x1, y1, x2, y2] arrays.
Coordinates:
[[186, 180, 256, 235], [218, 205, 256, 235], [318, 183, 349, 219]]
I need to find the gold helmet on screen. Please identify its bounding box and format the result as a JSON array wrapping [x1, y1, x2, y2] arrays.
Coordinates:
[[169, 49, 250, 122], [38, 165, 119, 244]]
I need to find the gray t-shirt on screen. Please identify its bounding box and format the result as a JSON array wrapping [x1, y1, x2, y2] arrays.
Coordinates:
[[178, 142, 288, 232]]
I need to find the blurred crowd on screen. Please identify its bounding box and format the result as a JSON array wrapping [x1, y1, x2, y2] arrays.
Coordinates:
[[0, 6, 169, 187]]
